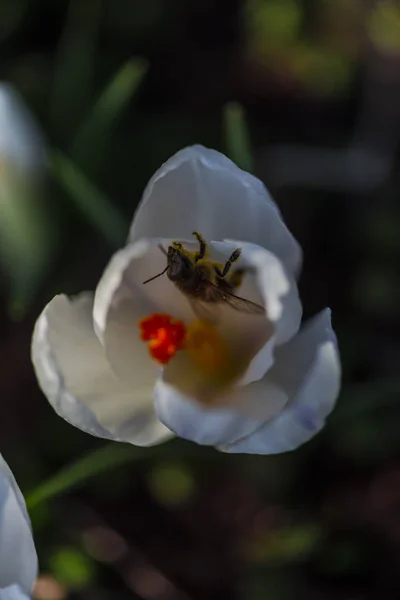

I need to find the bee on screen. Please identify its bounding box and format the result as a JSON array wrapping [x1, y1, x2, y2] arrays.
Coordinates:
[[143, 231, 265, 322]]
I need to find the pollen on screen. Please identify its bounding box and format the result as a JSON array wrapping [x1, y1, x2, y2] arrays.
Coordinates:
[[139, 314, 233, 384], [139, 313, 186, 364]]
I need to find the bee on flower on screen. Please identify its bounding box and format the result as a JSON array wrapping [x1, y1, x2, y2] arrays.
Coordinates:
[[32, 146, 340, 454]]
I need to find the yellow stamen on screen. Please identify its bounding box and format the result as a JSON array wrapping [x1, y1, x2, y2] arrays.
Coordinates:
[[139, 314, 233, 375], [139, 314, 247, 403], [184, 320, 230, 376]]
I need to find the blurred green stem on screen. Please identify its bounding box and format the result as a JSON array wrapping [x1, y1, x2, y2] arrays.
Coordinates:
[[51, 149, 128, 247], [25, 443, 146, 509], [25, 380, 400, 510], [50, 0, 103, 141], [72, 58, 148, 174], [223, 102, 254, 172]]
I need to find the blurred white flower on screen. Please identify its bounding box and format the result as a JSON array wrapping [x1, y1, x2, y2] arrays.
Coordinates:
[[32, 146, 340, 454], [0, 84, 46, 172], [0, 585, 31, 600], [0, 83, 50, 314], [0, 455, 37, 597]]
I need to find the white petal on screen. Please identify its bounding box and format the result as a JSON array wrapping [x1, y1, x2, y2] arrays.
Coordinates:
[[31, 293, 171, 446], [93, 240, 153, 342], [154, 378, 287, 447], [93, 240, 194, 386], [221, 309, 341, 454], [236, 242, 302, 385], [0, 456, 37, 593], [239, 336, 275, 387], [0, 84, 46, 172], [93, 240, 193, 344], [238, 242, 302, 345], [128, 146, 302, 275], [0, 585, 30, 600]]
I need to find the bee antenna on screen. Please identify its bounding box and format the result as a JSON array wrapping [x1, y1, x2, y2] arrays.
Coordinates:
[[142, 266, 168, 285], [158, 244, 168, 256]]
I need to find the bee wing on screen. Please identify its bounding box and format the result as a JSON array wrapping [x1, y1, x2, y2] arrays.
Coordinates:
[[187, 297, 221, 324], [208, 282, 265, 316]]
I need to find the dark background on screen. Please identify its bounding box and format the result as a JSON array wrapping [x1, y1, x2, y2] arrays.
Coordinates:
[[1, 0, 400, 598]]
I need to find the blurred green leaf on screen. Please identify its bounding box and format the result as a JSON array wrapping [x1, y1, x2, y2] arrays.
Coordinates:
[[291, 44, 353, 97], [367, 0, 400, 54], [72, 58, 148, 175], [239, 570, 299, 600], [148, 461, 196, 507], [25, 443, 148, 509], [247, 524, 322, 565], [223, 102, 254, 172], [246, 0, 302, 47], [102, 0, 166, 41], [49, 547, 95, 588], [25, 438, 212, 510], [0, 170, 54, 318], [28, 501, 54, 533], [50, 149, 127, 247], [50, 0, 102, 141], [0, 0, 25, 42]]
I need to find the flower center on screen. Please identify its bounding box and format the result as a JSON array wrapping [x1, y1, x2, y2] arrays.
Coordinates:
[[184, 319, 230, 376], [139, 313, 230, 376]]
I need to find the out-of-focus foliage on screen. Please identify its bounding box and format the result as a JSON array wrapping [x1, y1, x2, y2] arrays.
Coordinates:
[[367, 0, 400, 54], [1, 1, 400, 599], [49, 547, 96, 588], [246, 0, 302, 47], [223, 102, 254, 172], [245, 0, 359, 96], [71, 58, 148, 175]]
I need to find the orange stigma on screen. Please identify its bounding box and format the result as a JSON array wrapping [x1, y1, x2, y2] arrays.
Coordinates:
[[139, 313, 186, 364]]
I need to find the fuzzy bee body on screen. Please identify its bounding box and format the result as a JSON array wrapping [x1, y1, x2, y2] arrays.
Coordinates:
[[143, 233, 265, 322], [166, 247, 224, 300]]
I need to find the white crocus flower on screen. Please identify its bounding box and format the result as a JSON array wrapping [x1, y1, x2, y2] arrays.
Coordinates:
[[0, 455, 38, 597], [31, 146, 340, 454]]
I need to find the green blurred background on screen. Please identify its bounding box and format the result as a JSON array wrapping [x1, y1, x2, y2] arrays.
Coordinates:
[[1, 0, 400, 598]]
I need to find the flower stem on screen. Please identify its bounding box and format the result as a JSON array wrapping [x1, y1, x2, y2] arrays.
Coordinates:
[[223, 102, 254, 173], [50, 149, 128, 247], [25, 443, 148, 509]]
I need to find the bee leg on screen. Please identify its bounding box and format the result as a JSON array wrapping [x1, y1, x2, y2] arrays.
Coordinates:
[[192, 231, 207, 261], [171, 241, 183, 251], [228, 268, 246, 290], [214, 248, 242, 278]]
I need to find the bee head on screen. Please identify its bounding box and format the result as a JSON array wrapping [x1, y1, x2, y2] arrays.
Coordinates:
[[167, 246, 192, 281]]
